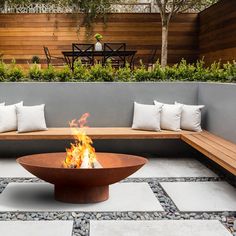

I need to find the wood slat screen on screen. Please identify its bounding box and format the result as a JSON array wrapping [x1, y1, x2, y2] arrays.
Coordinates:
[[0, 13, 198, 66], [199, 0, 236, 64]]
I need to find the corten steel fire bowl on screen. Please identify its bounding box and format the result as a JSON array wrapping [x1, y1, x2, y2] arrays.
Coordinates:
[[17, 152, 147, 204]]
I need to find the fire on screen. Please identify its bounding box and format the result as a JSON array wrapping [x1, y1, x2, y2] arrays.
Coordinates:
[[63, 113, 99, 169]]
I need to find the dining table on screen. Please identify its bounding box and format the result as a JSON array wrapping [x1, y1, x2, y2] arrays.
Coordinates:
[[62, 50, 137, 70]]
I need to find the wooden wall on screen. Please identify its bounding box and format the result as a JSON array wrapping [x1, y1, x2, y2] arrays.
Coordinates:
[[0, 13, 198, 66], [199, 0, 236, 64]]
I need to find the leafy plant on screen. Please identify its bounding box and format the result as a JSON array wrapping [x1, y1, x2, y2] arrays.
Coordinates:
[[7, 60, 25, 82], [94, 33, 103, 41], [150, 60, 165, 81], [192, 59, 208, 81], [208, 61, 225, 82], [0, 58, 235, 83], [172, 59, 196, 81], [57, 65, 72, 82], [71, 0, 116, 27], [0, 62, 7, 82], [42, 65, 57, 81], [133, 61, 151, 82], [115, 63, 133, 82], [89, 61, 114, 82], [223, 61, 236, 82], [31, 55, 40, 64], [73, 60, 91, 81], [29, 64, 43, 81]]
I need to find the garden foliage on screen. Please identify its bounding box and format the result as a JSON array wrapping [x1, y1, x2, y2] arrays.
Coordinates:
[[0, 59, 235, 83]]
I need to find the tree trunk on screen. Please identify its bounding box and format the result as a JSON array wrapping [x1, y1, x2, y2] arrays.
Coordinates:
[[161, 25, 168, 67]]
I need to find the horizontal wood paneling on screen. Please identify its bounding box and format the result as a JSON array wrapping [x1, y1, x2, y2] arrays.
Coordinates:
[[199, 0, 236, 64], [0, 13, 198, 65]]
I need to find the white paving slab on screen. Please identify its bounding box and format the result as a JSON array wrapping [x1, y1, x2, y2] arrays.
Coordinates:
[[0, 158, 34, 178], [0, 182, 163, 212], [130, 157, 217, 178], [90, 220, 232, 236], [161, 181, 236, 212], [0, 221, 73, 236]]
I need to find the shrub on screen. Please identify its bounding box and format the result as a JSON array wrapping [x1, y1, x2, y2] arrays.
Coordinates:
[[150, 60, 165, 81], [29, 64, 43, 81], [115, 63, 133, 82], [133, 62, 151, 81], [208, 61, 225, 82], [173, 59, 196, 81], [223, 61, 236, 83], [0, 59, 235, 83], [73, 60, 91, 81], [42, 65, 57, 81], [7, 61, 25, 82], [89, 61, 114, 82], [192, 59, 208, 81], [0, 62, 7, 82], [57, 66, 72, 82], [31, 56, 40, 64]]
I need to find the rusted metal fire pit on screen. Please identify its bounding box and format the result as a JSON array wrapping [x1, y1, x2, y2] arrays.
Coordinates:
[[17, 152, 147, 204]]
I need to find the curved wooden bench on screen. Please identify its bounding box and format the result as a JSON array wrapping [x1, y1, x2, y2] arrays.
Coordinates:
[[0, 127, 235, 175]]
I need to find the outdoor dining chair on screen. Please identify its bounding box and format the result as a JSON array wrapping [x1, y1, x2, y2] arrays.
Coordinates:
[[103, 43, 127, 68], [72, 43, 95, 69], [43, 46, 65, 68], [148, 48, 158, 66]]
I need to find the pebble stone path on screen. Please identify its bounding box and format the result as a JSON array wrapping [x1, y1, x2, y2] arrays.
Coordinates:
[[0, 159, 235, 236]]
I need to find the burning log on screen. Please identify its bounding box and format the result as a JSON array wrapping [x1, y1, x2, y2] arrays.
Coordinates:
[[80, 150, 103, 169], [92, 159, 103, 168]]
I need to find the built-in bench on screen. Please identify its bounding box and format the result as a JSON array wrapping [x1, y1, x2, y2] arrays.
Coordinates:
[[0, 128, 235, 175], [181, 131, 236, 176], [0, 128, 195, 140]]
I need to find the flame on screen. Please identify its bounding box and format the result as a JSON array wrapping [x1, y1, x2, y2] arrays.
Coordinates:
[[63, 113, 97, 168]]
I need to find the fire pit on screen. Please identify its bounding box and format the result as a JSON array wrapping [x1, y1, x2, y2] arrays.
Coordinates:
[[17, 113, 147, 203], [17, 152, 147, 203]]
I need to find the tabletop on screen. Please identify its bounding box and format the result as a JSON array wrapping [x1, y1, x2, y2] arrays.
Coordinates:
[[62, 50, 137, 57]]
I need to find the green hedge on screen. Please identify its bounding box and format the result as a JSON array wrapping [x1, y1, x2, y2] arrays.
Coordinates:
[[0, 59, 235, 83]]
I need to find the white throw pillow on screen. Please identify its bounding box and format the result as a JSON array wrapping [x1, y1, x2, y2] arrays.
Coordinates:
[[154, 100, 182, 131], [132, 102, 162, 131], [175, 102, 205, 132], [0, 102, 5, 106], [0, 102, 23, 133], [17, 104, 48, 133]]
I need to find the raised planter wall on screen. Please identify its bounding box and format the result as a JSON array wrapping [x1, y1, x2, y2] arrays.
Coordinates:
[[0, 82, 198, 127], [0, 82, 235, 157]]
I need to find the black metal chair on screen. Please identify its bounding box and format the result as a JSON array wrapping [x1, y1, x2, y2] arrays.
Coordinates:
[[72, 43, 94, 70], [103, 43, 127, 68], [148, 48, 158, 67], [43, 46, 65, 68]]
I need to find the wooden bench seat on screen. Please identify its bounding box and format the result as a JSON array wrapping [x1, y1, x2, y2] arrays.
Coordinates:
[[0, 127, 195, 140], [0, 127, 235, 175], [181, 131, 236, 175]]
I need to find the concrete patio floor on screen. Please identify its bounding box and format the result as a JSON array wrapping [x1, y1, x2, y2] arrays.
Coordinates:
[[0, 156, 235, 236]]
